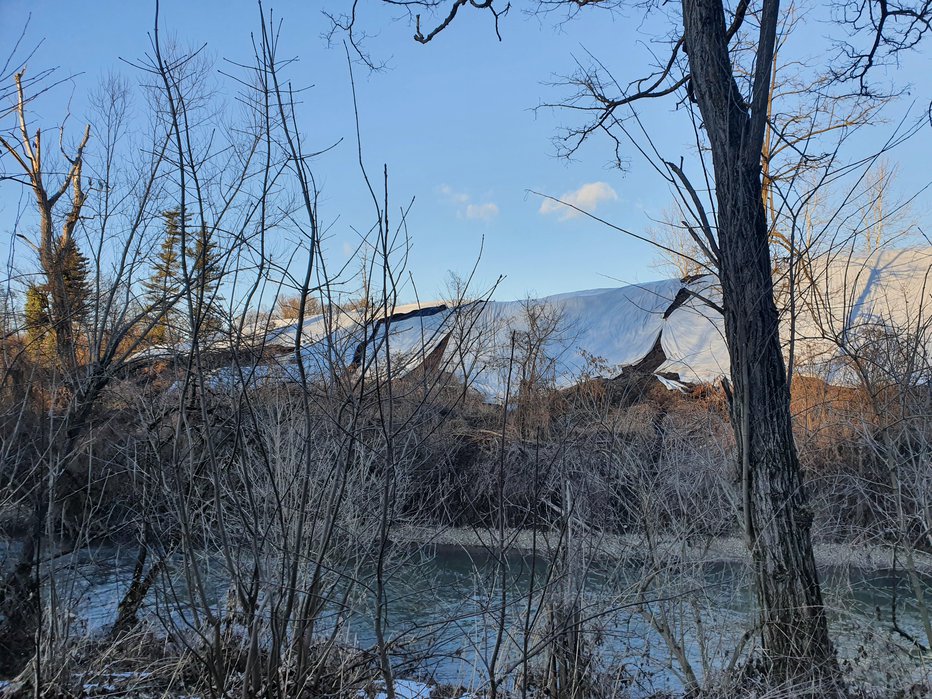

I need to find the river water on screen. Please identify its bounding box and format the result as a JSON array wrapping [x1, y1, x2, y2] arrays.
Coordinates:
[[18, 542, 932, 694]]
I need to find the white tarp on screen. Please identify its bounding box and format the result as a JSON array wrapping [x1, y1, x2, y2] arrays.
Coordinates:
[[197, 246, 932, 400]]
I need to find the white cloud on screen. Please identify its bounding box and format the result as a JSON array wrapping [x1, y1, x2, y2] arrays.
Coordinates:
[[437, 184, 470, 205], [465, 202, 500, 221], [437, 184, 499, 222], [539, 181, 618, 221]]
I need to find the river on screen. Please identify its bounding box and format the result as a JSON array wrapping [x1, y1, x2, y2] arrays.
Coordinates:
[[15, 541, 932, 695]]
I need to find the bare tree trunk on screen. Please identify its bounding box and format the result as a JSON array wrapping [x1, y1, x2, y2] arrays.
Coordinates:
[[681, 0, 837, 685], [0, 71, 90, 372]]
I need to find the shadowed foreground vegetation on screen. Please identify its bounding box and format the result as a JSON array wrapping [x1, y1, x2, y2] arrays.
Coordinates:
[[3, 2, 932, 697]]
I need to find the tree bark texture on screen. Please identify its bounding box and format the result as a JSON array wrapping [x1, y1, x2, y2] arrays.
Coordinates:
[[681, 0, 837, 682]]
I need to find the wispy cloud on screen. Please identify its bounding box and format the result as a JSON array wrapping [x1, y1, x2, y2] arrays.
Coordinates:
[[437, 184, 470, 205], [465, 202, 500, 221], [539, 181, 618, 221], [437, 184, 499, 222]]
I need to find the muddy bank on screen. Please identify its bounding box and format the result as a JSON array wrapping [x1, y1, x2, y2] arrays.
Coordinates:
[[393, 525, 932, 574]]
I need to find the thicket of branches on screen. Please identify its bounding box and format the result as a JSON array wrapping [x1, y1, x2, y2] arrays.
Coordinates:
[[0, 3, 930, 698]]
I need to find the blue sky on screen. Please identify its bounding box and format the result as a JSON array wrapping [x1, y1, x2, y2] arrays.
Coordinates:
[[2, 1, 930, 304]]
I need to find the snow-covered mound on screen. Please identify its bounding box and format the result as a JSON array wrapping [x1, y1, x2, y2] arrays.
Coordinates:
[[436, 277, 727, 397], [199, 246, 932, 400], [248, 277, 727, 400], [788, 247, 932, 383]]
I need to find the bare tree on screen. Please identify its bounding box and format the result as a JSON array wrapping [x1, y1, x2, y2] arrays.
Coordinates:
[[648, 204, 708, 278], [0, 71, 91, 371], [333, 0, 932, 689]]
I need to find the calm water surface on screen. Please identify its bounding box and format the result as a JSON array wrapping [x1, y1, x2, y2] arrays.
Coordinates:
[[12, 542, 932, 694]]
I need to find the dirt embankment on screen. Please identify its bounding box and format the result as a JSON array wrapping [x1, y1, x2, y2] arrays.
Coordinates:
[[393, 524, 932, 574]]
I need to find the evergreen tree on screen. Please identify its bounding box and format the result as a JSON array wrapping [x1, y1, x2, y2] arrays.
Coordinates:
[[23, 238, 90, 361], [187, 223, 224, 339], [144, 209, 185, 345], [59, 236, 91, 325]]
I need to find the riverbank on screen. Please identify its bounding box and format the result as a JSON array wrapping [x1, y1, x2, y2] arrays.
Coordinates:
[[393, 525, 932, 574]]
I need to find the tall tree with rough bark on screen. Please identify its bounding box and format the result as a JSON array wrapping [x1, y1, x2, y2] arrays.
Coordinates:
[[337, 0, 932, 688], [680, 1, 838, 682]]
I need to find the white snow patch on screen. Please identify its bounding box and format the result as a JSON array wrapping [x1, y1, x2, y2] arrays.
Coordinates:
[[659, 277, 729, 384], [655, 375, 688, 392], [146, 246, 932, 399], [364, 679, 433, 699]]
